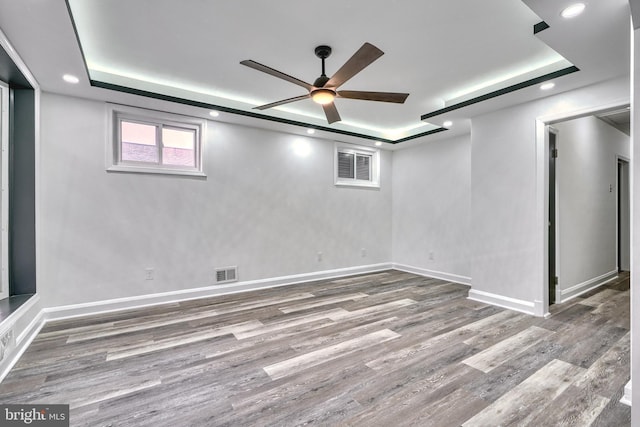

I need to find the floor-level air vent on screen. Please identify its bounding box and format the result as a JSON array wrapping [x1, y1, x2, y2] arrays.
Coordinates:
[[215, 266, 238, 284]]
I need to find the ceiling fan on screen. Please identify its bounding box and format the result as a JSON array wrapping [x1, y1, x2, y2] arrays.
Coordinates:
[[240, 43, 409, 124]]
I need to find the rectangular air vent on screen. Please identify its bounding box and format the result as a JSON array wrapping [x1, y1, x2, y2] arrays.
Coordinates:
[[215, 266, 237, 284]]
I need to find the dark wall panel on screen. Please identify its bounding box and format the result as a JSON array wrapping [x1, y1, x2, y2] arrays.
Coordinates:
[[8, 88, 36, 295]]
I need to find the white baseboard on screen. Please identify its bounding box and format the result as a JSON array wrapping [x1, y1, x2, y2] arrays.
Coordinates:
[[556, 270, 618, 303], [392, 263, 471, 285], [0, 296, 45, 383], [467, 289, 536, 315], [621, 381, 632, 406], [44, 263, 394, 322]]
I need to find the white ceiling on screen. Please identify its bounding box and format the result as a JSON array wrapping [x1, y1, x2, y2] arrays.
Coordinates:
[[0, 0, 631, 146]]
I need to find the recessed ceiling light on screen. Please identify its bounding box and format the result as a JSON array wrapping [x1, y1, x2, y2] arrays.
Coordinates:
[[375, 141, 382, 146], [443, 120, 453, 128], [540, 82, 555, 91], [306, 129, 315, 135], [561, 3, 586, 18], [62, 74, 79, 84], [209, 111, 219, 117]]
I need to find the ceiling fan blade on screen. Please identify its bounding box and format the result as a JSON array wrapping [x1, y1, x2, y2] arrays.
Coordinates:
[[337, 90, 409, 103], [254, 94, 310, 110], [322, 102, 341, 124], [240, 60, 313, 91], [325, 43, 384, 89]]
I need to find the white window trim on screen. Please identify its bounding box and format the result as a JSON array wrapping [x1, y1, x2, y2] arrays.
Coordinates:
[[334, 142, 380, 188], [106, 104, 206, 177]]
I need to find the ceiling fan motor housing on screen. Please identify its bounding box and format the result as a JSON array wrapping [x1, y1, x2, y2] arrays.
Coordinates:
[[313, 75, 330, 88], [314, 45, 332, 59]]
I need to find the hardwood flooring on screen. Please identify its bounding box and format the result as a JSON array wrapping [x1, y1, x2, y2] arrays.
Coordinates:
[[0, 270, 631, 426]]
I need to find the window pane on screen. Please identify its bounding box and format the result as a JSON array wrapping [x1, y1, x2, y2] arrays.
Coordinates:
[[162, 127, 196, 167], [356, 154, 371, 181], [338, 152, 354, 179], [121, 121, 158, 163]]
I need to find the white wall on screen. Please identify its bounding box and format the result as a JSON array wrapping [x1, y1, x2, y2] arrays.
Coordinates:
[[470, 77, 629, 310], [38, 93, 392, 308], [391, 134, 471, 282], [553, 115, 629, 299]]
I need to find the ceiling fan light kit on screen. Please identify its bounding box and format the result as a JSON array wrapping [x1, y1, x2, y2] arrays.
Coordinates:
[[311, 89, 335, 105], [240, 42, 409, 124]]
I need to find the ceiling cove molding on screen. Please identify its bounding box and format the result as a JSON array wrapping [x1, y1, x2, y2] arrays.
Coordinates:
[[420, 65, 580, 121], [64, 0, 92, 82], [90, 80, 447, 144]]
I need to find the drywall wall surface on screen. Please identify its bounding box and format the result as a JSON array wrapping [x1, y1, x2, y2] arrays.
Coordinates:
[[37, 93, 392, 307], [553, 115, 629, 293], [391, 134, 471, 280], [470, 76, 629, 304]]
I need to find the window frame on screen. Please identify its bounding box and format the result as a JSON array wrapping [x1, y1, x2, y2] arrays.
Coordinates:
[[334, 143, 380, 188], [107, 104, 206, 177]]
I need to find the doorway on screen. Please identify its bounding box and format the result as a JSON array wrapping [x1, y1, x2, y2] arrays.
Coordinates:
[[542, 106, 630, 312], [548, 128, 557, 305], [618, 158, 630, 272]]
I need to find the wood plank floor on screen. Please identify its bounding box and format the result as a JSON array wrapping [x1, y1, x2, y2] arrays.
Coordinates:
[[0, 270, 630, 426]]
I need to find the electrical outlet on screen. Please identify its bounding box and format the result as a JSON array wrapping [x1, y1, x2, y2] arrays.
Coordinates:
[[145, 268, 154, 280], [428, 251, 434, 261], [317, 252, 323, 262], [361, 248, 367, 257]]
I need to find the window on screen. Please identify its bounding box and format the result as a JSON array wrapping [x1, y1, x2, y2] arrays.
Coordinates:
[[335, 143, 380, 188], [108, 105, 206, 176]]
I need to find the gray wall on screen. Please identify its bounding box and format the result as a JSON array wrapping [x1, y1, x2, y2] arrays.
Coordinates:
[[38, 93, 392, 307], [470, 77, 629, 307], [391, 134, 471, 281], [554, 115, 629, 299]]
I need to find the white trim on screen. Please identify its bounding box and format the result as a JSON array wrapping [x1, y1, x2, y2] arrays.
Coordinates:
[[556, 270, 619, 303], [106, 164, 206, 177], [0, 295, 44, 383], [392, 263, 471, 285], [0, 28, 40, 90], [535, 119, 549, 314], [44, 263, 393, 321], [0, 294, 40, 336], [0, 81, 8, 299], [467, 289, 536, 315], [334, 142, 380, 188], [621, 381, 632, 406], [106, 103, 207, 177], [0, 312, 44, 383]]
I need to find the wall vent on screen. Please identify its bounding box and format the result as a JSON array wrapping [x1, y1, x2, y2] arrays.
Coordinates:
[[215, 266, 238, 284]]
